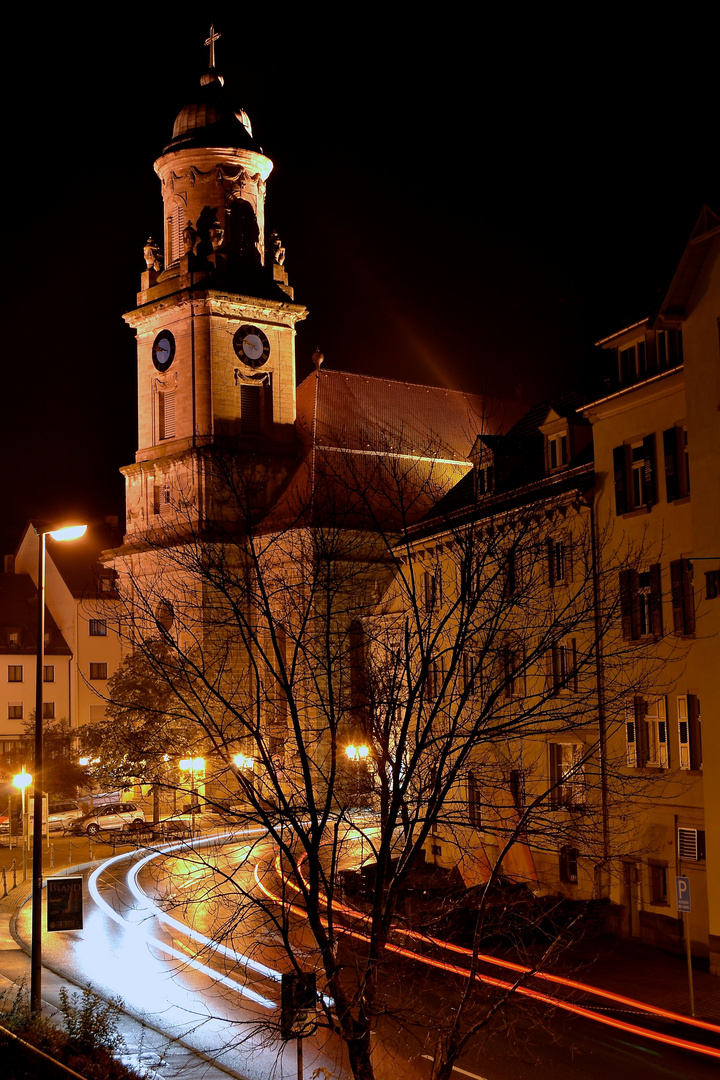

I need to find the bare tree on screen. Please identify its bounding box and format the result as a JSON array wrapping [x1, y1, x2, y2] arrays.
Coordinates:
[[91, 439, 679, 1080]]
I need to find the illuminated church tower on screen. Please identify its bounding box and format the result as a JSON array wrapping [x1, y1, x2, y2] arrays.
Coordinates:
[[121, 29, 306, 541]]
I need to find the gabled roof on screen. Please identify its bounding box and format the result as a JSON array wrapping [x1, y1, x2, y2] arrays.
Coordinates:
[[0, 574, 71, 655], [654, 206, 720, 324]]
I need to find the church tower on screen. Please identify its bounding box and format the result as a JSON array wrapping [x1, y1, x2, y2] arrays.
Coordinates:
[[121, 29, 307, 541]]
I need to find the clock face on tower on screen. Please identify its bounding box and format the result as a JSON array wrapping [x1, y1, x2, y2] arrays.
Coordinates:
[[233, 324, 271, 368], [152, 330, 176, 372]]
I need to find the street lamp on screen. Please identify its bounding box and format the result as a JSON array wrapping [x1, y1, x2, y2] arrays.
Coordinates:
[[31, 521, 87, 1014], [179, 757, 205, 835], [13, 769, 32, 880]]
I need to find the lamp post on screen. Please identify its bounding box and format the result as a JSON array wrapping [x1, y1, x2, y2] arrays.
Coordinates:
[[179, 757, 205, 836], [31, 522, 86, 1014], [13, 769, 32, 880]]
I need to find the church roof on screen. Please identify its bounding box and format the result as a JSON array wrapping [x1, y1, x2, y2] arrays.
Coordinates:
[[296, 370, 522, 461]]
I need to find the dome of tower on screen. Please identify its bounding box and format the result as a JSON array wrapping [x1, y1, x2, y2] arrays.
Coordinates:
[[163, 71, 264, 154]]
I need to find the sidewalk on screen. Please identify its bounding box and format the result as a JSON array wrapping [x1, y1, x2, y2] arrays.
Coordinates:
[[0, 832, 245, 1079], [564, 932, 720, 1025]]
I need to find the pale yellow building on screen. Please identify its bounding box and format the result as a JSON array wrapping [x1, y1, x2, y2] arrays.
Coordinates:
[[582, 207, 720, 968]]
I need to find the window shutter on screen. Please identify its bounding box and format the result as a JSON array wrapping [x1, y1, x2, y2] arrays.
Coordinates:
[[649, 564, 663, 638], [570, 638, 578, 692], [657, 696, 669, 768], [682, 560, 695, 635], [663, 427, 679, 501], [240, 385, 262, 434], [160, 390, 176, 439], [642, 434, 656, 506], [634, 697, 648, 767], [670, 560, 685, 634], [549, 743, 561, 806], [564, 539, 573, 583], [678, 828, 700, 861], [625, 704, 637, 767], [688, 694, 702, 770], [619, 570, 633, 640], [613, 445, 628, 515], [677, 695, 690, 770]]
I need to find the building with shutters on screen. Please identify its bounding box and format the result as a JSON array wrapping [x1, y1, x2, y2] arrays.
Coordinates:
[[582, 206, 720, 970]]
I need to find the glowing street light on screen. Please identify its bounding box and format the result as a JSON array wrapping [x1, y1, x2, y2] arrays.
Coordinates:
[[178, 756, 205, 835], [31, 520, 86, 1014], [13, 770, 32, 880], [345, 744, 369, 761]]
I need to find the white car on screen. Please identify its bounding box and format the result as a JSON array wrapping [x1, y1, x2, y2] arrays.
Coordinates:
[[68, 802, 146, 837]]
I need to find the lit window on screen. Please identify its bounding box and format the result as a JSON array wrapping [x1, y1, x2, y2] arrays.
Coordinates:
[[8, 665, 23, 682], [89, 619, 107, 636], [89, 663, 108, 680], [7, 629, 19, 647]]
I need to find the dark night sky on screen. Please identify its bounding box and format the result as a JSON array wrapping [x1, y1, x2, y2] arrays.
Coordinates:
[[1, 9, 716, 553]]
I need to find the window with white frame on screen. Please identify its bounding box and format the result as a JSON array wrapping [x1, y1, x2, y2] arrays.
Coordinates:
[[548, 742, 585, 808], [547, 431, 568, 471], [626, 697, 668, 768]]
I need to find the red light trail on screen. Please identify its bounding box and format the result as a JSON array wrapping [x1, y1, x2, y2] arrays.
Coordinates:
[[253, 853, 720, 1062]]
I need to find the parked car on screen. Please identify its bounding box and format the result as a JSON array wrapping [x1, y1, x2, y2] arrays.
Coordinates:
[[46, 799, 84, 832], [68, 802, 146, 837], [0, 798, 83, 834]]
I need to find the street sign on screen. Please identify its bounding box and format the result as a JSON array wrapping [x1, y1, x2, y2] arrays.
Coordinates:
[[676, 875, 691, 913], [46, 876, 84, 931], [281, 972, 317, 1039]]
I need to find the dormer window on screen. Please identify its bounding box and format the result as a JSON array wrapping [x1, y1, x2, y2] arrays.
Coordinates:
[[547, 431, 568, 471], [477, 461, 494, 496], [618, 339, 647, 385]]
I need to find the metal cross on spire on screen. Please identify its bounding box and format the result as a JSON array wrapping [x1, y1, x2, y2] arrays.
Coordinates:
[[205, 24, 220, 69]]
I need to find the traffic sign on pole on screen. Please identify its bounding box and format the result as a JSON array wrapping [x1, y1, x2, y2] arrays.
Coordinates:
[[676, 875, 691, 912]]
